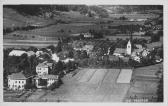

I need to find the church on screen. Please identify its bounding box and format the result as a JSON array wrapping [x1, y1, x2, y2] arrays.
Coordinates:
[[113, 40, 132, 57]]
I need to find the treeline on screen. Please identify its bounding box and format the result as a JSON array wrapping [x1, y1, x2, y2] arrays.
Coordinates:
[[101, 5, 163, 14]]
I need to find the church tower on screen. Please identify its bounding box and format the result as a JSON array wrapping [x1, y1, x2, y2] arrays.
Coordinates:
[[126, 40, 132, 55]]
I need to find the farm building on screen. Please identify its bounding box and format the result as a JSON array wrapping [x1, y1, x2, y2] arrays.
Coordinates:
[[36, 61, 53, 75], [8, 72, 32, 90], [9, 50, 27, 56], [34, 74, 59, 89]]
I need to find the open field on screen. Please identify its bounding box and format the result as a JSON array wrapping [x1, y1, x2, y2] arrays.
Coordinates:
[[124, 63, 163, 102], [109, 13, 159, 19], [3, 90, 34, 102], [3, 39, 58, 49], [28, 68, 130, 102]]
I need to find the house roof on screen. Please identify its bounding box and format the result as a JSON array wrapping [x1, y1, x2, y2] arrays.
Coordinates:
[[34, 75, 59, 80], [36, 62, 53, 68], [27, 51, 35, 56], [113, 48, 126, 54], [9, 50, 27, 56], [83, 45, 94, 51], [8, 72, 28, 80]]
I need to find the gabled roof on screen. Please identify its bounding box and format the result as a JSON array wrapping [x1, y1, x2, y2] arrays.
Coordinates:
[[36, 61, 53, 68], [8, 72, 28, 80]]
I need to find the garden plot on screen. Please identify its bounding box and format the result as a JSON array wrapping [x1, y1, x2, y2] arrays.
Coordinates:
[[79, 69, 97, 82], [88, 69, 108, 84], [134, 70, 158, 78], [117, 69, 133, 83]]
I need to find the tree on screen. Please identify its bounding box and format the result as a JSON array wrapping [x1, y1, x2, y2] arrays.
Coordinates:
[[28, 46, 38, 52], [56, 40, 62, 53], [151, 34, 160, 42]]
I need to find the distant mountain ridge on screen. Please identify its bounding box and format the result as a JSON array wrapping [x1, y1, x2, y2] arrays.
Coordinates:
[[4, 5, 109, 18]]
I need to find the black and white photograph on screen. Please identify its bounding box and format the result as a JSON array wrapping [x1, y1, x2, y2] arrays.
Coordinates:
[[1, 0, 167, 104]]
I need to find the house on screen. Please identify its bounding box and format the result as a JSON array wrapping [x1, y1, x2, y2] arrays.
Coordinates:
[[134, 44, 143, 49], [62, 58, 74, 63], [36, 62, 53, 75], [51, 53, 60, 62], [83, 45, 94, 54], [132, 32, 145, 36], [83, 33, 94, 38], [113, 48, 126, 57], [34, 75, 59, 89], [9, 50, 27, 56], [27, 51, 35, 57], [141, 49, 150, 57], [8, 72, 32, 90], [35, 50, 44, 57]]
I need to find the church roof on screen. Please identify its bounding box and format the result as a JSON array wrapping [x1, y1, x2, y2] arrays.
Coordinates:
[[113, 48, 126, 54]]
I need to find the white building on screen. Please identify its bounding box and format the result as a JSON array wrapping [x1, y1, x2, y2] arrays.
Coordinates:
[[35, 50, 44, 57], [8, 72, 30, 90], [36, 62, 53, 75], [126, 40, 132, 55], [51, 53, 60, 62], [9, 50, 27, 56], [83, 45, 94, 54], [83, 33, 94, 38], [62, 58, 74, 63], [34, 75, 59, 88]]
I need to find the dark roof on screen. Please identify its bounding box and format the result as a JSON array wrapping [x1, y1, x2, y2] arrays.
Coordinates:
[[8, 72, 28, 80]]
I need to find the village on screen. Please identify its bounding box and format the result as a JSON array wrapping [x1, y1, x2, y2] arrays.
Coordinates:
[[3, 5, 163, 102]]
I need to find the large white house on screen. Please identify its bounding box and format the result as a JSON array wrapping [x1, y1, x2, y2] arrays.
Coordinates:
[[36, 62, 53, 75], [34, 75, 59, 88], [8, 72, 30, 90]]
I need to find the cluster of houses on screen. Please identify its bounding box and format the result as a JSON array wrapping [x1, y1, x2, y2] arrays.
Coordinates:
[[8, 61, 59, 90], [7, 46, 76, 90]]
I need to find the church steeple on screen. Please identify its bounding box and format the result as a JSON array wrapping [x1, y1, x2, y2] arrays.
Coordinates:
[[126, 40, 132, 55]]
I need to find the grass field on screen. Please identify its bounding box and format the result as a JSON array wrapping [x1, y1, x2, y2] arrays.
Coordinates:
[[30, 68, 131, 102], [124, 63, 163, 102]]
